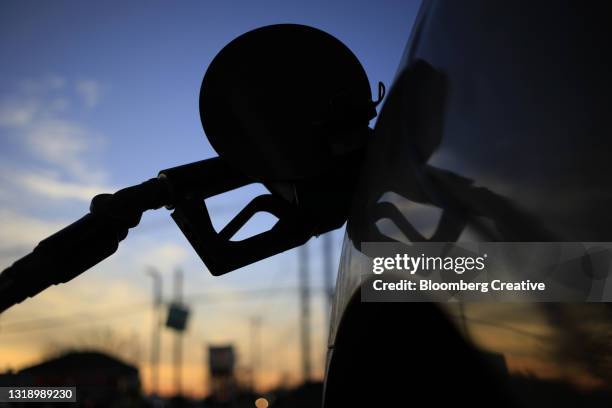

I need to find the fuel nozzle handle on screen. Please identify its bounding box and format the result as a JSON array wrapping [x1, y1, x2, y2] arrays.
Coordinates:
[[0, 157, 252, 314]]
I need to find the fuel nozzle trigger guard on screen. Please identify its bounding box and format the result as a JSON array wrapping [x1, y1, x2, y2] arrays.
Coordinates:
[[171, 192, 320, 276]]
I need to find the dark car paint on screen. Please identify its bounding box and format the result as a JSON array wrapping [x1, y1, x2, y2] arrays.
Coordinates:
[[324, 1, 612, 406]]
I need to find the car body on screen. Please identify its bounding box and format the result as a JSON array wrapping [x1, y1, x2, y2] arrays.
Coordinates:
[[323, 1, 612, 406]]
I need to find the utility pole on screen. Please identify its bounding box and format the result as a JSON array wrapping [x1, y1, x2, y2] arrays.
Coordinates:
[[173, 268, 183, 396], [146, 268, 162, 397], [249, 316, 262, 392], [298, 243, 311, 383]]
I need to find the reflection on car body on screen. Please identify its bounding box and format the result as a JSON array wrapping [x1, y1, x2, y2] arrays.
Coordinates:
[[324, 1, 612, 407]]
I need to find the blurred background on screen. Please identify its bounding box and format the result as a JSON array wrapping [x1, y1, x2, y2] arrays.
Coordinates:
[[0, 1, 420, 405]]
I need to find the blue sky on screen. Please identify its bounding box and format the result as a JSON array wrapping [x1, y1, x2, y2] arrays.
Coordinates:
[[0, 0, 420, 396]]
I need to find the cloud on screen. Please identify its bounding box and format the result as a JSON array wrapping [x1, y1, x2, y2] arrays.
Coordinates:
[[75, 79, 102, 108], [16, 171, 113, 202], [0, 209, 64, 264], [0, 76, 110, 193], [0, 209, 63, 246], [19, 75, 66, 94], [0, 99, 38, 128], [21, 118, 106, 181], [139, 242, 189, 273]]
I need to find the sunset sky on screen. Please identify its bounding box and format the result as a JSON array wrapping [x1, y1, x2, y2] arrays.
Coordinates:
[[2, 1, 611, 399], [0, 0, 421, 397]]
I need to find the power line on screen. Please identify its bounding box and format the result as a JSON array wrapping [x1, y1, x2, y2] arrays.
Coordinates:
[[0, 305, 150, 335], [0, 286, 326, 335]]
